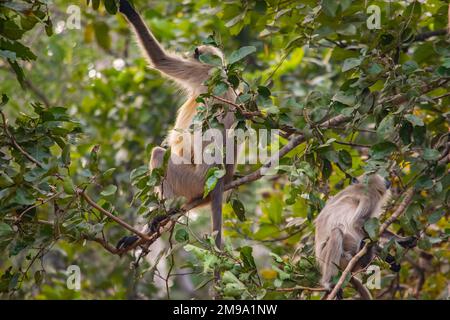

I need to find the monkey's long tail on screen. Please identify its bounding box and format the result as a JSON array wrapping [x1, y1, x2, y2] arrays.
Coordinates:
[[320, 227, 344, 289], [210, 178, 224, 250], [210, 177, 224, 298]]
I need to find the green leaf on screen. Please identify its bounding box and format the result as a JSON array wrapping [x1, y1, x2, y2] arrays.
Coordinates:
[[415, 176, 433, 189], [342, 58, 361, 72], [203, 167, 225, 198], [239, 246, 256, 270], [213, 82, 228, 96], [368, 63, 383, 75], [100, 185, 117, 196], [338, 150, 352, 169], [427, 210, 444, 224], [377, 115, 395, 139], [423, 148, 440, 161], [92, 0, 100, 10], [93, 21, 111, 51], [257, 86, 271, 98], [0, 94, 9, 107], [62, 144, 71, 166], [0, 223, 14, 238], [332, 91, 356, 106], [199, 53, 222, 66], [228, 46, 256, 65], [402, 61, 418, 74], [0, 172, 14, 188], [175, 229, 189, 243], [418, 237, 431, 250], [261, 196, 283, 225], [364, 217, 380, 241], [34, 270, 44, 285], [14, 188, 35, 205], [102, 168, 116, 178], [104, 0, 118, 14], [399, 121, 413, 145], [0, 38, 36, 60], [231, 199, 246, 221], [404, 114, 424, 126], [8, 59, 25, 87], [45, 19, 53, 37], [369, 141, 397, 160], [130, 166, 148, 182], [321, 0, 339, 17]]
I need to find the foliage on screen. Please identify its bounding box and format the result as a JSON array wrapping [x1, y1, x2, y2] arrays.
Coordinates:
[[0, 0, 449, 300]]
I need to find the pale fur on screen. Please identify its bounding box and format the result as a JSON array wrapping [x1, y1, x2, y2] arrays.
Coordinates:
[[315, 174, 390, 290], [119, 0, 236, 248]]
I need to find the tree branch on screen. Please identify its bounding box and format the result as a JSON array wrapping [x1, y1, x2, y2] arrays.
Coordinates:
[[413, 29, 447, 42], [76, 188, 151, 241]]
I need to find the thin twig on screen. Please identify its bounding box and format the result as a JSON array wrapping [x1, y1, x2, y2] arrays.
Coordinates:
[[334, 140, 370, 148], [1, 110, 44, 168], [275, 285, 327, 292], [17, 191, 63, 220], [212, 95, 262, 118], [82, 235, 119, 254], [76, 188, 151, 241]]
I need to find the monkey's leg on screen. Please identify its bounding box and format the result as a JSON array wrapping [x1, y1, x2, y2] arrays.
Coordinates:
[[116, 147, 168, 250], [384, 254, 401, 272], [158, 154, 223, 248], [380, 230, 417, 249]]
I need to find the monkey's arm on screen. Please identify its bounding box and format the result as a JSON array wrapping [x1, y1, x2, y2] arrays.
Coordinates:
[[351, 196, 372, 231], [119, 0, 208, 85]]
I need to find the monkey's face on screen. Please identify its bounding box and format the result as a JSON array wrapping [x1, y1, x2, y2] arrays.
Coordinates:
[[190, 45, 224, 65]]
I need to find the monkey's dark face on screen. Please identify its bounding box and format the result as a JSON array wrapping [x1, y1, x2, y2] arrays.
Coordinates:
[[190, 45, 224, 64]]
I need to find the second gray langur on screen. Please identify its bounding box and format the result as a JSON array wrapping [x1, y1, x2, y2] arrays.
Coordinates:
[[315, 174, 417, 299], [116, 0, 237, 249]]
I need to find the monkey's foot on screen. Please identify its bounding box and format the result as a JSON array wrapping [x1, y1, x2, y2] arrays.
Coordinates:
[[116, 235, 139, 250], [398, 236, 418, 249], [385, 254, 401, 272], [149, 215, 168, 233], [389, 263, 401, 272]]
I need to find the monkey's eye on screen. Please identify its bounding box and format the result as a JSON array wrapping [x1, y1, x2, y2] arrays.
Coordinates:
[[194, 47, 200, 60], [351, 177, 359, 185]]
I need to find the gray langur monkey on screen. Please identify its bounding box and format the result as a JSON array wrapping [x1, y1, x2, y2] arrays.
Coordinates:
[[315, 174, 417, 299], [116, 0, 236, 249]]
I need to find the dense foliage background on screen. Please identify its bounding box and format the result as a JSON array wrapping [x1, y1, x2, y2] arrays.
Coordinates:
[[0, 0, 449, 300]]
